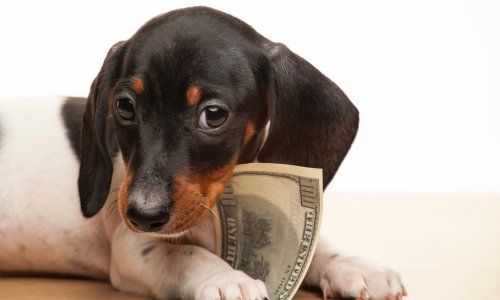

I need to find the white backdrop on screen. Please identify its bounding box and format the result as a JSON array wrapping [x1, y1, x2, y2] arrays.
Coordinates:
[[1, 0, 499, 193]]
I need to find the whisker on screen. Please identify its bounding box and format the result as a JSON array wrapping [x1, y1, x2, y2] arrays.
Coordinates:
[[195, 209, 210, 219], [113, 211, 122, 227], [98, 189, 113, 200], [199, 203, 219, 221], [229, 179, 249, 193], [117, 223, 126, 235], [105, 198, 119, 220], [112, 157, 125, 165], [253, 130, 263, 139], [105, 207, 117, 222]]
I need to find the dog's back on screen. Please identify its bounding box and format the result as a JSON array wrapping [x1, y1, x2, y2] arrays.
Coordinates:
[[0, 97, 109, 279]]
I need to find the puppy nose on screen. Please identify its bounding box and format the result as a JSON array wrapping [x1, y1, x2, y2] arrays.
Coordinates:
[[125, 205, 170, 233]]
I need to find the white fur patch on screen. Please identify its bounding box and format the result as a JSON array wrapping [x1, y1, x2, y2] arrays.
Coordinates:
[[0, 97, 109, 279]]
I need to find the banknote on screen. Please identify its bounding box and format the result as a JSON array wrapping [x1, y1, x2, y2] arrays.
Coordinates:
[[214, 163, 323, 300]]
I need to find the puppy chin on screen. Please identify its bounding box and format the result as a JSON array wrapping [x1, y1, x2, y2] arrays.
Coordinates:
[[121, 215, 209, 239], [142, 229, 191, 239]]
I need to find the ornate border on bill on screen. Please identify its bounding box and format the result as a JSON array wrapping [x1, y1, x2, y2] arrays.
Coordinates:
[[214, 163, 323, 300]]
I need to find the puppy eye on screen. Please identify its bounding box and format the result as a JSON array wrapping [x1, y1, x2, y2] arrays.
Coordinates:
[[116, 99, 135, 120], [199, 107, 228, 129]]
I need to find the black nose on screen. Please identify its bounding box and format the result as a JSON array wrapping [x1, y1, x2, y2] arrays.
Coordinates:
[[125, 205, 170, 232]]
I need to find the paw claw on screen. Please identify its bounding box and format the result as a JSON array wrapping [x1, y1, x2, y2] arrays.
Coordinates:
[[319, 278, 330, 300], [360, 287, 370, 300], [396, 294, 402, 300], [402, 286, 408, 296]]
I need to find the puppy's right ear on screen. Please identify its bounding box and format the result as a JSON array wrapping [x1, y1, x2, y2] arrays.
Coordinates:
[[78, 41, 126, 218], [258, 43, 359, 189]]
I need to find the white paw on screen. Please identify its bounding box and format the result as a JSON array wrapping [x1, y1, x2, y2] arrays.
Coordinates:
[[319, 255, 407, 300], [193, 269, 268, 300]]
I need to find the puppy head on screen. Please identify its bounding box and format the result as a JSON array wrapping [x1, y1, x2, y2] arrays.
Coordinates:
[[78, 7, 359, 236]]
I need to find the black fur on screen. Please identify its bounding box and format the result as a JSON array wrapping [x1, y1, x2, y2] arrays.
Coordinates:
[[141, 245, 156, 256], [61, 97, 86, 159], [184, 248, 194, 256], [61, 97, 119, 161], [257, 44, 359, 188], [78, 6, 358, 218]]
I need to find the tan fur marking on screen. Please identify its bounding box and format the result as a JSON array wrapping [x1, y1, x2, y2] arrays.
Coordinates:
[[133, 78, 144, 95], [243, 122, 255, 145], [186, 86, 202, 106], [118, 172, 137, 232], [170, 157, 237, 233]]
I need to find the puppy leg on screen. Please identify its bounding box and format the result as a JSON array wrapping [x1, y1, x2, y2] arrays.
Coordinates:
[[109, 231, 268, 300], [304, 236, 407, 300]]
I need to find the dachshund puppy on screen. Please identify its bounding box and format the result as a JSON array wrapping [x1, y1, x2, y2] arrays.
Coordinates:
[[0, 6, 406, 300]]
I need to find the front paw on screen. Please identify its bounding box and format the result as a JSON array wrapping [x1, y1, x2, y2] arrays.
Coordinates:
[[319, 255, 407, 300], [193, 269, 268, 300]]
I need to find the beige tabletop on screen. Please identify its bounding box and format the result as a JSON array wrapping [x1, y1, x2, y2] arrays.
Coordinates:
[[0, 278, 323, 300], [1, 194, 499, 300]]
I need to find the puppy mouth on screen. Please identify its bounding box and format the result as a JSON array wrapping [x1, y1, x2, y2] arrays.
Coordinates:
[[122, 202, 216, 236], [168, 202, 217, 233]]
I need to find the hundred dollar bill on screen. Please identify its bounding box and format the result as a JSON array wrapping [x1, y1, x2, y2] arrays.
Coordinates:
[[214, 163, 323, 300]]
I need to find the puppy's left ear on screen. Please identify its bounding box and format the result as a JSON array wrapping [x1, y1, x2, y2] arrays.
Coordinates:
[[258, 43, 359, 189], [78, 41, 126, 218]]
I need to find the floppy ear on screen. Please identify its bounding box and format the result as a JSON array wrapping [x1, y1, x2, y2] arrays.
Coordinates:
[[258, 43, 359, 189], [78, 41, 126, 218]]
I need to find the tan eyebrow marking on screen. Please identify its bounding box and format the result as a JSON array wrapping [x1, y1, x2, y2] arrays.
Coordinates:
[[186, 85, 202, 106], [133, 77, 144, 95]]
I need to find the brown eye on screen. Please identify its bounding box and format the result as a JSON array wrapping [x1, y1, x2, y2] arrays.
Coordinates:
[[116, 98, 135, 120], [198, 107, 228, 129]]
